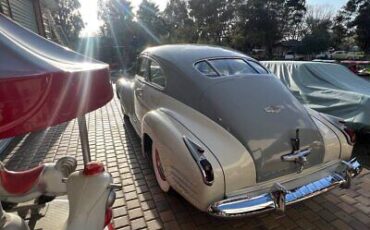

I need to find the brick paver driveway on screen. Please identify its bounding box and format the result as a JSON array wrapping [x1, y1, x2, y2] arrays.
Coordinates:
[[1, 96, 370, 230]]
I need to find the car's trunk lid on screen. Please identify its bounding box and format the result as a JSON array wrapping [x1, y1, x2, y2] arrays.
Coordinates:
[[200, 75, 325, 182]]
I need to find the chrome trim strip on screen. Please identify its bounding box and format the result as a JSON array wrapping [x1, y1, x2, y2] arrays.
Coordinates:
[[209, 159, 361, 217]]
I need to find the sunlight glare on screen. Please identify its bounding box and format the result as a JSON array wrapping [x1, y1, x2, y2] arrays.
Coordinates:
[[79, 0, 102, 36], [79, 0, 168, 37]]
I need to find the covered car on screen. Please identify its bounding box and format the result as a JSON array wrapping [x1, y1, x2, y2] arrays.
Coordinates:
[[262, 61, 370, 131], [116, 45, 361, 217]]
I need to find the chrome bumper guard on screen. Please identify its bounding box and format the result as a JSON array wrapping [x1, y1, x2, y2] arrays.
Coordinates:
[[209, 159, 362, 217]]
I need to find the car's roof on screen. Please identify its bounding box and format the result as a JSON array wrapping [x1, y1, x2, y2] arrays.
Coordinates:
[[143, 44, 251, 63], [139, 45, 262, 119]]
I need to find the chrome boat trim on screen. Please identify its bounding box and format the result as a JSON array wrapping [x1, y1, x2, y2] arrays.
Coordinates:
[[209, 159, 362, 217]]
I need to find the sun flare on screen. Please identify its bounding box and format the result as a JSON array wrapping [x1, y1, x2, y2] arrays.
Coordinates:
[[79, 0, 168, 37]]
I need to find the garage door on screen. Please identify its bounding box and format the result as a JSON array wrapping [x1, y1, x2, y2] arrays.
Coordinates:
[[9, 0, 39, 33], [0, 0, 11, 17]]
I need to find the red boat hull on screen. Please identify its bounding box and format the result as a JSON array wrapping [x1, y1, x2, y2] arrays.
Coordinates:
[[0, 69, 112, 139], [0, 14, 113, 138]]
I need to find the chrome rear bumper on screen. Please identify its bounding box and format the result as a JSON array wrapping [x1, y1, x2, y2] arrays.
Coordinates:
[[208, 159, 361, 217]]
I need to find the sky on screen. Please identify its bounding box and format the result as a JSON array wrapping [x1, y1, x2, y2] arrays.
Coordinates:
[[79, 0, 347, 37]]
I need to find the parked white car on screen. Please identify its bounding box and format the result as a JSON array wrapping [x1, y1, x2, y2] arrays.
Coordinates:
[[116, 45, 361, 217], [331, 51, 364, 60], [284, 51, 303, 60]]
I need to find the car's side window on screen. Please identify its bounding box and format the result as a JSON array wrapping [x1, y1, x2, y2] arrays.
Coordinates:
[[148, 59, 166, 88], [137, 57, 148, 77]]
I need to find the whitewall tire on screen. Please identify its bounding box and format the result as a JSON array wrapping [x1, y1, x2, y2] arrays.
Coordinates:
[[152, 143, 170, 192]]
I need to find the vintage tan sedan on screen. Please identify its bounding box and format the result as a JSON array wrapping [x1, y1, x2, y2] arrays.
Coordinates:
[[116, 45, 361, 217]]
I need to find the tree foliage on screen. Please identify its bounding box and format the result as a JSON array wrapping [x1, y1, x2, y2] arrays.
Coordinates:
[[188, 0, 236, 44], [136, 0, 166, 46], [162, 0, 197, 43], [344, 0, 370, 52], [95, 0, 369, 68], [98, 0, 134, 38], [294, 5, 332, 55], [52, 0, 84, 48], [297, 19, 332, 55], [98, 0, 138, 68], [332, 11, 349, 49], [232, 0, 306, 57]]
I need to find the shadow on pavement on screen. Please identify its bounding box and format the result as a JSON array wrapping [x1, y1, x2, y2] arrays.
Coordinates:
[[0, 123, 68, 170], [353, 133, 370, 169]]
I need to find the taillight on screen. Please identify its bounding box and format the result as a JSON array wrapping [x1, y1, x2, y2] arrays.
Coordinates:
[[199, 159, 214, 185], [183, 136, 214, 186], [344, 127, 356, 145], [319, 113, 357, 146]]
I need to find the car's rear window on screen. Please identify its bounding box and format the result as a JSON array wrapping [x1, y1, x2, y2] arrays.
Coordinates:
[[248, 61, 269, 74], [209, 59, 256, 75], [195, 58, 268, 77], [194, 61, 218, 76]]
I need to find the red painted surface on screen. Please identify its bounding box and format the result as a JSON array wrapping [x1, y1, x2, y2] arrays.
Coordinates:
[[83, 161, 105, 176], [0, 68, 113, 139], [0, 14, 113, 138], [104, 208, 113, 228], [0, 165, 44, 195]]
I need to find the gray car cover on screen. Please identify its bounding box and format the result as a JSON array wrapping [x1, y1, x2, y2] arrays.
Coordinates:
[[262, 61, 370, 130]]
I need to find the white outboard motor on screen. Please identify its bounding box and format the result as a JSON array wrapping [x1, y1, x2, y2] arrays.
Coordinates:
[[65, 162, 116, 230], [0, 157, 77, 204]]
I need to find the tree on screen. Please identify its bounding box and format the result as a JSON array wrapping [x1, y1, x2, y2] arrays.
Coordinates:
[[344, 0, 370, 53], [295, 5, 332, 55], [280, 0, 307, 41], [331, 11, 349, 49], [188, 0, 236, 44], [98, 0, 134, 38], [162, 0, 197, 43], [233, 0, 280, 54], [297, 20, 332, 55], [51, 0, 84, 48], [98, 0, 138, 68], [304, 5, 333, 34], [231, 0, 306, 57], [136, 0, 166, 46]]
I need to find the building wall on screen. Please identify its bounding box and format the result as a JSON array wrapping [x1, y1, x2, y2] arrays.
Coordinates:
[[0, 0, 45, 36], [0, 0, 12, 16]]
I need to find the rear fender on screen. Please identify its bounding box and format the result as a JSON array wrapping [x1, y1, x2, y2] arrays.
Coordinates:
[[142, 110, 224, 211], [306, 107, 353, 160], [157, 107, 257, 194]]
